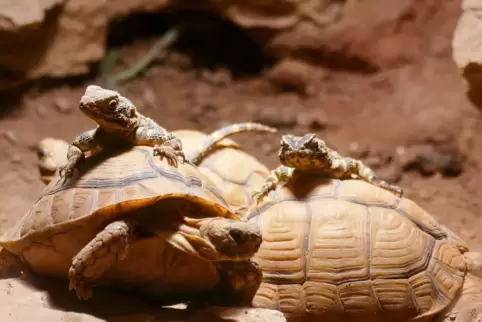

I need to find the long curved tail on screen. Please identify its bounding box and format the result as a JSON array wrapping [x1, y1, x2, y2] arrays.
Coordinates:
[[188, 122, 277, 165]]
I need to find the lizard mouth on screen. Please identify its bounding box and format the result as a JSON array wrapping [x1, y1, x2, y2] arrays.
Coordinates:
[[82, 107, 132, 128]]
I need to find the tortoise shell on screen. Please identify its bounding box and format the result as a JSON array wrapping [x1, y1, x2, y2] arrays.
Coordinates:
[[246, 175, 468, 322], [0, 146, 241, 299], [173, 129, 270, 209]]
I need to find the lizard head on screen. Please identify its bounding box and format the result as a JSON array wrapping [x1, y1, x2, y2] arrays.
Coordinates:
[[79, 85, 139, 132], [278, 133, 329, 167]]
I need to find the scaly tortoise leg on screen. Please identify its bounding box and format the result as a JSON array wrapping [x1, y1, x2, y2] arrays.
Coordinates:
[[252, 165, 295, 204], [59, 129, 99, 179], [199, 260, 263, 307], [68, 220, 134, 300]]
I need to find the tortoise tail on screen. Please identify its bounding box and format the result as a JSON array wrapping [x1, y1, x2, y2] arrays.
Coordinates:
[[189, 122, 277, 165]]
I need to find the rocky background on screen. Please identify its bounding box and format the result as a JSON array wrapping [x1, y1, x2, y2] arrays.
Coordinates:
[[0, 0, 481, 320]]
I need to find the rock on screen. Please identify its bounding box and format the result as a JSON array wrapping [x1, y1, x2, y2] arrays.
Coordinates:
[[36, 137, 69, 184], [396, 143, 466, 177], [265, 58, 320, 96], [254, 106, 297, 128], [452, 0, 482, 109], [1, 131, 17, 144], [0, 0, 459, 89], [0, 0, 175, 90], [0, 0, 64, 31], [253, 0, 456, 70]]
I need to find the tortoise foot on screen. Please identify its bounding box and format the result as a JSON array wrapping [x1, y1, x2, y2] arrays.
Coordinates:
[[217, 261, 263, 306], [68, 220, 134, 300]]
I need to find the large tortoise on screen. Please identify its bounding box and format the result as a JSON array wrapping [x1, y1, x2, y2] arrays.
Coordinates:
[[36, 122, 276, 211], [0, 145, 263, 305], [245, 174, 482, 322]]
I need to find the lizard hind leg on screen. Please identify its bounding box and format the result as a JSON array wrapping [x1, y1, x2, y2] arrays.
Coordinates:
[[355, 160, 404, 198], [68, 220, 135, 300]]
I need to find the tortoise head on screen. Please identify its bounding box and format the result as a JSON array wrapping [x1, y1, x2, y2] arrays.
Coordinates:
[[79, 85, 139, 132], [196, 218, 262, 261], [278, 133, 329, 168]]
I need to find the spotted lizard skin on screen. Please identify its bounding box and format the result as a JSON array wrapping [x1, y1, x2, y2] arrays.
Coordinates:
[[252, 133, 403, 203], [59, 85, 186, 178]]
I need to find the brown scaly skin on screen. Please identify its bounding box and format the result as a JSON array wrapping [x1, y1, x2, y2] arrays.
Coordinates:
[[59, 85, 187, 179], [252, 133, 403, 203]]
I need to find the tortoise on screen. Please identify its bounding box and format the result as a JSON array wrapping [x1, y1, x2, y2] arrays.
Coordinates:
[[0, 145, 264, 305], [36, 122, 276, 212], [244, 174, 482, 322]]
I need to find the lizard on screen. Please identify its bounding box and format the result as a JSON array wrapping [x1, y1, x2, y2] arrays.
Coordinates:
[[252, 133, 404, 204], [59, 85, 187, 179]]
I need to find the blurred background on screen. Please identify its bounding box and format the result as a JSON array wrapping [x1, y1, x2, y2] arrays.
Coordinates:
[[0, 0, 481, 254]]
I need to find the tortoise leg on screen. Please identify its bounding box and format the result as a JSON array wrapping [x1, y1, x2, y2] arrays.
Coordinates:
[[206, 261, 263, 306], [68, 220, 134, 300]]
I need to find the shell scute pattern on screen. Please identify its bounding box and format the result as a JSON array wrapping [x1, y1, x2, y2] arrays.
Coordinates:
[[249, 177, 467, 318], [6, 146, 232, 247]]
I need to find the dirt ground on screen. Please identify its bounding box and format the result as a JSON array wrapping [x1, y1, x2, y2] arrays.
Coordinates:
[[1, 5, 482, 260]]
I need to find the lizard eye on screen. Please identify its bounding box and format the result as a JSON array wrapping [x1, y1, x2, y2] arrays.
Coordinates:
[[304, 139, 318, 149], [108, 99, 118, 111]]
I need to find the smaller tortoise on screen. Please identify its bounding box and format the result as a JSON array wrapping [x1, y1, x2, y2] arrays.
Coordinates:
[[245, 174, 482, 322], [252, 132, 403, 204], [59, 85, 188, 179], [0, 145, 263, 305]]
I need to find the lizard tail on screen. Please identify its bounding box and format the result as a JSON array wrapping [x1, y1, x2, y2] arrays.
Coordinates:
[[188, 122, 277, 165]]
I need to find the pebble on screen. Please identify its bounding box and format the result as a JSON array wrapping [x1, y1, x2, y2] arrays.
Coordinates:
[[53, 97, 73, 114], [255, 107, 296, 128], [36, 105, 48, 119], [2, 131, 16, 144], [296, 111, 328, 130]]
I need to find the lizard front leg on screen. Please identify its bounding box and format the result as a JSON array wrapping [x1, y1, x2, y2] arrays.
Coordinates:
[[59, 129, 98, 179], [135, 120, 187, 167], [252, 165, 295, 204]]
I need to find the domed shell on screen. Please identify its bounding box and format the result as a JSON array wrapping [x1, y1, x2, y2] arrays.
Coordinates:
[[247, 175, 467, 321], [174, 129, 270, 209], [0, 146, 235, 256]]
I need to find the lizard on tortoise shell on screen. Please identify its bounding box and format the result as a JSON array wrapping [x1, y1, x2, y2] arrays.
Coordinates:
[[59, 85, 188, 179], [0, 145, 264, 304], [252, 133, 403, 204], [38, 122, 277, 186]]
